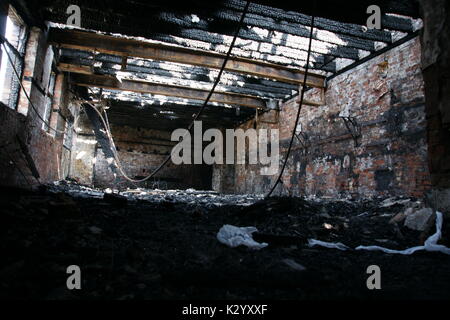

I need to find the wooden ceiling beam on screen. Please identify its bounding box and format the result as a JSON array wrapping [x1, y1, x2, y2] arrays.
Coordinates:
[[69, 73, 267, 109], [49, 28, 326, 88]]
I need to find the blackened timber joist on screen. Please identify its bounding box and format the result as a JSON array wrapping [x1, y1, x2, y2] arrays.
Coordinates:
[[48, 28, 326, 88], [59, 48, 300, 93], [59, 57, 294, 99], [224, 0, 419, 31], [51, 10, 369, 62], [70, 73, 267, 109]]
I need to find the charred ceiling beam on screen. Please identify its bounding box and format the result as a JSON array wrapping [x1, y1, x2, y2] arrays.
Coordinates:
[[89, 89, 235, 108], [97, 69, 290, 100], [31, 0, 421, 27], [220, 1, 397, 42], [60, 48, 300, 93], [381, 14, 417, 33], [47, 7, 374, 63], [59, 56, 295, 99], [48, 28, 326, 88], [144, 28, 365, 61], [69, 73, 267, 109], [39, 1, 396, 48], [201, 9, 384, 50], [314, 55, 337, 73], [226, 0, 421, 26]]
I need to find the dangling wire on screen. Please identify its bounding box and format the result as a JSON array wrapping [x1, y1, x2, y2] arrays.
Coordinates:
[[266, 11, 316, 198], [78, 1, 251, 183], [79, 1, 252, 183]]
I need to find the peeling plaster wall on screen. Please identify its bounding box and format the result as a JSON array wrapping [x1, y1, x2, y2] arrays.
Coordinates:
[[214, 37, 431, 198]]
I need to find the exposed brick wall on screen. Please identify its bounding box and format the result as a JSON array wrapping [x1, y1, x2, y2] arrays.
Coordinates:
[[215, 37, 431, 198], [0, 101, 31, 187], [69, 112, 212, 190], [0, 26, 70, 187], [0, 100, 66, 187]]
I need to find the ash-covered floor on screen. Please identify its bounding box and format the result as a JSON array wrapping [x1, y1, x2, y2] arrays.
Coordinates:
[[1, 181, 450, 300]]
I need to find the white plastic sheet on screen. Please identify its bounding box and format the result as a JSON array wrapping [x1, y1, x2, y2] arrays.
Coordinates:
[[217, 225, 268, 250], [308, 211, 450, 255]]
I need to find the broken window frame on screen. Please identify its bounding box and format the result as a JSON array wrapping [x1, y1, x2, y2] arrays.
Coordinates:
[[0, 5, 27, 110]]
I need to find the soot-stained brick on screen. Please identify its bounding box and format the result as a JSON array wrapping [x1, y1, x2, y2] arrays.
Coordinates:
[[215, 37, 431, 198]]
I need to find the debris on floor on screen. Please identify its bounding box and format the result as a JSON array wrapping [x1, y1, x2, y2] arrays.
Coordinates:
[[1, 181, 450, 300], [356, 211, 450, 255]]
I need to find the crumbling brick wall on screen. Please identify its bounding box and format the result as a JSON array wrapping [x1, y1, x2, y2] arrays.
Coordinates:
[[69, 113, 212, 190], [0, 27, 70, 187], [215, 37, 431, 198]]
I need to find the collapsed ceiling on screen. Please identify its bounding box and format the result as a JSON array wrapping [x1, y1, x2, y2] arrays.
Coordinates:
[[13, 0, 422, 130]]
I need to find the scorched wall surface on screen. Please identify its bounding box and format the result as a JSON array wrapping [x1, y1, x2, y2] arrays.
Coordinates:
[[215, 37, 431, 198]]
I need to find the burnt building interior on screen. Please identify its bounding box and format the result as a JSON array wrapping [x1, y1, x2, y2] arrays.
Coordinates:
[[0, 0, 450, 301]]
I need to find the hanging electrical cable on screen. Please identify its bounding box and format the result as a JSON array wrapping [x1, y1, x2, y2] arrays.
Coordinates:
[[266, 10, 316, 198], [79, 0, 251, 183], [82, 101, 142, 183], [1, 41, 65, 135]]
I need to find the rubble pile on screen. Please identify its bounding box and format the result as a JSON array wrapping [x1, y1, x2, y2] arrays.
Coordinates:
[[49, 181, 263, 207]]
